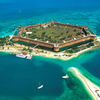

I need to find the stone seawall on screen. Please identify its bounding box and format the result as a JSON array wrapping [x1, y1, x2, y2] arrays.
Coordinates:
[[54, 22, 86, 29], [12, 36, 96, 51], [19, 21, 87, 31], [12, 37, 54, 49], [58, 36, 96, 48]]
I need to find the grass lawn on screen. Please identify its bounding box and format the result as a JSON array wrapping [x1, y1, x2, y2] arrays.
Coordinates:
[[21, 24, 83, 43]]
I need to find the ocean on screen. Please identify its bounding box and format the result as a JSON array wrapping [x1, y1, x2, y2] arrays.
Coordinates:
[[0, 0, 100, 100], [1, 6, 100, 37], [0, 49, 100, 100]]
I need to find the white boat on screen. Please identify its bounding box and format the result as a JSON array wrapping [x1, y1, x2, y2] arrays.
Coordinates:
[[16, 53, 26, 58], [62, 74, 69, 79], [26, 54, 32, 59], [16, 53, 32, 59], [37, 85, 43, 89]]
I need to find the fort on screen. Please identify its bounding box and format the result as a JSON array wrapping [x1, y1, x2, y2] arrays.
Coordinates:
[[12, 21, 97, 51]]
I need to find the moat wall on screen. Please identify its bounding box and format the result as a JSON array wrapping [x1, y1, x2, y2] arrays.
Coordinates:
[[20, 21, 87, 31], [12, 36, 96, 51], [12, 36, 54, 49], [13, 21, 96, 52]]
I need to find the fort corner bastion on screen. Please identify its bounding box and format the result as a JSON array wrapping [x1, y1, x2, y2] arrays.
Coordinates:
[[12, 21, 97, 52]]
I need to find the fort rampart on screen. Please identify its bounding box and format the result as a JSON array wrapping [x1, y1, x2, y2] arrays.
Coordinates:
[[13, 21, 96, 51], [12, 36, 54, 49], [12, 35, 96, 51]]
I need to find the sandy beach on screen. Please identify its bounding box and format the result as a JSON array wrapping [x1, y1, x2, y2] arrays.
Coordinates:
[[69, 67, 100, 100], [0, 43, 94, 60], [0, 35, 99, 60]]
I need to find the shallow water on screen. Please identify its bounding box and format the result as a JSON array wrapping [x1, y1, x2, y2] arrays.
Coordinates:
[[0, 0, 100, 99], [0, 49, 100, 100], [1, 8, 100, 37]]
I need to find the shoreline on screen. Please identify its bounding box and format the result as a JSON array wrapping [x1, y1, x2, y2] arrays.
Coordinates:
[[68, 67, 100, 100], [0, 44, 96, 60], [0, 36, 100, 60]]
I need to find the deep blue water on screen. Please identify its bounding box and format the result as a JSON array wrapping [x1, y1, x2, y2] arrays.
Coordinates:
[[0, 0, 100, 37], [0, 49, 100, 100], [0, 0, 100, 99], [82, 51, 100, 78], [0, 54, 64, 98]]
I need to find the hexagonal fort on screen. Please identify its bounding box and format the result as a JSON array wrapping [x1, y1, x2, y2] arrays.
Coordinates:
[[12, 21, 96, 51]]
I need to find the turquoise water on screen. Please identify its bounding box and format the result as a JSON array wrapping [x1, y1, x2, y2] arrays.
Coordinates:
[[1, 8, 100, 37], [0, 53, 64, 99], [1, 1, 100, 99], [0, 49, 100, 100]]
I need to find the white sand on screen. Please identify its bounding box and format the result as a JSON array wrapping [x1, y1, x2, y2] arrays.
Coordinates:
[[70, 67, 100, 100], [0, 43, 94, 60]]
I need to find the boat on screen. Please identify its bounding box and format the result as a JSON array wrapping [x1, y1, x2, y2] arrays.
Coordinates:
[[16, 53, 26, 58], [62, 74, 69, 79], [16, 53, 32, 59], [26, 54, 32, 59], [37, 85, 43, 89]]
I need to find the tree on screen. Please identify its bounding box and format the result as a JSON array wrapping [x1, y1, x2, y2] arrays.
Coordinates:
[[68, 49, 74, 53], [42, 32, 46, 36], [23, 48, 27, 51], [76, 32, 81, 36], [29, 49, 33, 53], [22, 32, 26, 37], [68, 35, 72, 38], [61, 33, 64, 35], [73, 29, 77, 32], [87, 42, 94, 48], [72, 46, 78, 50]]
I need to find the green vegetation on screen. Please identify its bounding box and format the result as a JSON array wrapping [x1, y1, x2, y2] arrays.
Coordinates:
[[0, 36, 12, 46], [28, 48, 33, 53], [67, 49, 74, 53], [86, 42, 94, 48], [15, 22, 96, 52], [14, 41, 53, 51], [60, 39, 93, 52], [21, 24, 82, 43], [66, 42, 94, 54], [66, 47, 80, 53], [22, 48, 27, 51]]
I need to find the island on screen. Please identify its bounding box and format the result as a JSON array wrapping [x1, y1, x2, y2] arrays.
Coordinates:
[[68, 67, 100, 100], [0, 21, 100, 100], [0, 21, 100, 60]]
